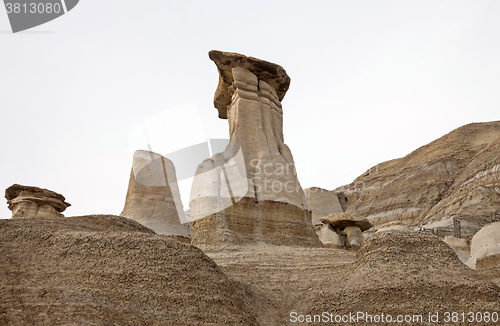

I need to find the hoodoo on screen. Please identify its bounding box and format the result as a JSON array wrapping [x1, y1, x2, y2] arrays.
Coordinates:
[[5, 184, 70, 219], [121, 150, 191, 240], [189, 51, 321, 247]]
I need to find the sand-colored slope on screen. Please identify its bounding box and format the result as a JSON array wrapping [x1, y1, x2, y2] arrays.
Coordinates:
[[206, 246, 356, 326], [0, 215, 258, 325], [294, 231, 500, 326], [207, 231, 500, 325], [2, 216, 498, 325]]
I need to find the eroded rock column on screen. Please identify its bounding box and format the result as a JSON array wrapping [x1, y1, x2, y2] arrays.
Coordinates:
[[121, 150, 191, 240], [190, 50, 321, 247], [5, 184, 70, 218]]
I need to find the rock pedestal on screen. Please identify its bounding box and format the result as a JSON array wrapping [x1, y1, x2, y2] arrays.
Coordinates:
[[121, 150, 191, 239], [190, 51, 320, 247], [319, 212, 373, 250], [316, 223, 343, 249], [5, 184, 70, 219]]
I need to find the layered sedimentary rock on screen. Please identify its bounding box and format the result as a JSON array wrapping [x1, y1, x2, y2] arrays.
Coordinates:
[[121, 150, 191, 238], [5, 184, 70, 219], [336, 121, 500, 229], [0, 215, 258, 325], [476, 245, 500, 287], [296, 231, 500, 320], [190, 51, 320, 247], [466, 221, 500, 269], [316, 223, 344, 249], [443, 235, 470, 263], [424, 131, 500, 223], [304, 187, 344, 227]]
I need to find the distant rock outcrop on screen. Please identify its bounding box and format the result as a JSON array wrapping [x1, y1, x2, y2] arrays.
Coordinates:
[[304, 187, 344, 227], [5, 184, 70, 219], [189, 51, 320, 248], [336, 121, 500, 230], [121, 150, 191, 239]]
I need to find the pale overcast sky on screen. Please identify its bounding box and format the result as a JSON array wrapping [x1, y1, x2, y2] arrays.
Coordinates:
[[1, 0, 499, 218]]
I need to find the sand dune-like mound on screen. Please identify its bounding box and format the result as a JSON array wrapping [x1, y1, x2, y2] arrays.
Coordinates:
[[0, 215, 258, 325], [296, 231, 500, 325]]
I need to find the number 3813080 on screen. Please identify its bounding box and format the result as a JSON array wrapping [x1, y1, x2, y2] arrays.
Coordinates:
[[5, 3, 62, 14]]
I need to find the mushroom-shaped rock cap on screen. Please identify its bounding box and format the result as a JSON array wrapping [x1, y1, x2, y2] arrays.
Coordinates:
[[320, 212, 373, 232], [209, 50, 291, 119], [5, 184, 71, 212]]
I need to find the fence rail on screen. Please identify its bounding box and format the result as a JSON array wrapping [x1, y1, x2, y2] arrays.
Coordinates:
[[419, 211, 499, 239]]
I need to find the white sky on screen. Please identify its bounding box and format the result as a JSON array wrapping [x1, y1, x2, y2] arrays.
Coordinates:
[[1, 0, 499, 218]]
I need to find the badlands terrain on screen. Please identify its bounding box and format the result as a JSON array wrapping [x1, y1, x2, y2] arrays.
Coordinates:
[[338, 121, 500, 233], [3, 122, 500, 326], [1, 50, 500, 325], [2, 215, 500, 325]]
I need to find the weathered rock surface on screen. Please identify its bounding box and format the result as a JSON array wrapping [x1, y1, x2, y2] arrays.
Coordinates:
[[315, 223, 344, 249], [304, 187, 343, 227], [476, 245, 500, 287], [318, 212, 372, 250], [443, 235, 470, 263], [191, 197, 321, 248], [208, 50, 290, 119], [466, 221, 500, 269], [121, 150, 191, 238], [0, 215, 259, 325], [5, 184, 70, 219], [190, 51, 320, 248], [342, 225, 364, 250], [206, 245, 356, 326], [320, 212, 373, 231], [3, 216, 499, 325], [336, 121, 500, 230], [295, 231, 500, 325]]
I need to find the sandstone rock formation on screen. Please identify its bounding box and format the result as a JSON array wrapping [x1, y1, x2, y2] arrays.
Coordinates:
[[304, 187, 344, 227], [5, 184, 70, 219], [319, 212, 373, 250], [316, 223, 344, 249], [121, 150, 191, 239], [189, 51, 320, 248], [295, 231, 500, 323], [336, 121, 500, 231], [321, 212, 373, 231], [0, 215, 258, 325], [466, 221, 500, 269], [342, 225, 364, 250], [443, 235, 470, 263], [476, 245, 500, 287]]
